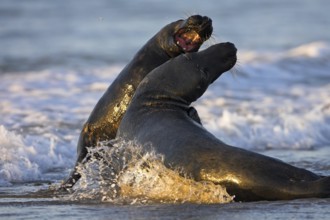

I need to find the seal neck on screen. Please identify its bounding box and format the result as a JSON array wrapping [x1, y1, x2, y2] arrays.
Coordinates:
[[122, 37, 171, 85], [134, 91, 191, 112]]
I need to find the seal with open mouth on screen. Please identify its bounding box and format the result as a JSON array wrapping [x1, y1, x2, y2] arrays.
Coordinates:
[[62, 15, 213, 188]]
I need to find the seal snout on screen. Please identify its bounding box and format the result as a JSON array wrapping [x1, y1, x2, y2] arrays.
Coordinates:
[[192, 42, 237, 83], [223, 42, 237, 53], [188, 15, 212, 33], [199, 21, 213, 42], [174, 15, 213, 53], [188, 15, 213, 42], [204, 42, 237, 64], [223, 42, 237, 63], [212, 42, 237, 69]]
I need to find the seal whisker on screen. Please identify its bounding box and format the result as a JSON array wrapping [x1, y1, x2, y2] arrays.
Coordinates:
[[229, 59, 243, 79], [229, 66, 239, 79], [183, 11, 194, 19], [209, 36, 217, 46]]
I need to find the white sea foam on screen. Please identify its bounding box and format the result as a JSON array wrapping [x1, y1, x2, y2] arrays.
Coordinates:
[[0, 42, 329, 188], [0, 126, 40, 186]]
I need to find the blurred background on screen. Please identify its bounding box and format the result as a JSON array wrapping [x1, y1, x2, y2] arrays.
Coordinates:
[[1, 0, 329, 73]]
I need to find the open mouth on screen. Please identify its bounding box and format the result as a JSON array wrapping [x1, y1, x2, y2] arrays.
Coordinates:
[[174, 28, 203, 53], [172, 15, 213, 54]]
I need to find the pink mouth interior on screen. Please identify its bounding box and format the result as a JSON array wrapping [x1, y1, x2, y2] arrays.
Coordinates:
[[175, 36, 197, 52], [175, 30, 202, 52]]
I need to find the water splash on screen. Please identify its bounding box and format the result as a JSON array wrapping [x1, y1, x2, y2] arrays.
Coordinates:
[[67, 140, 233, 204]]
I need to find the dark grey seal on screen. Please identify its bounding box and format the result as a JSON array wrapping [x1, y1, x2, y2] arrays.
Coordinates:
[[117, 42, 330, 201], [62, 15, 213, 188]]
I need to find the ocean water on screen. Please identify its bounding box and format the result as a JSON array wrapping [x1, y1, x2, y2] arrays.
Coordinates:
[[1, 0, 330, 219]]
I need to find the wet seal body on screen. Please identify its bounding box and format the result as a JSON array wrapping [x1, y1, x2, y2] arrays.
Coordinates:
[[62, 15, 213, 188], [117, 43, 330, 201]]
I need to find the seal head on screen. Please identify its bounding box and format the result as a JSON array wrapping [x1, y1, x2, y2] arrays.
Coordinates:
[[134, 42, 237, 107], [158, 15, 213, 57]]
